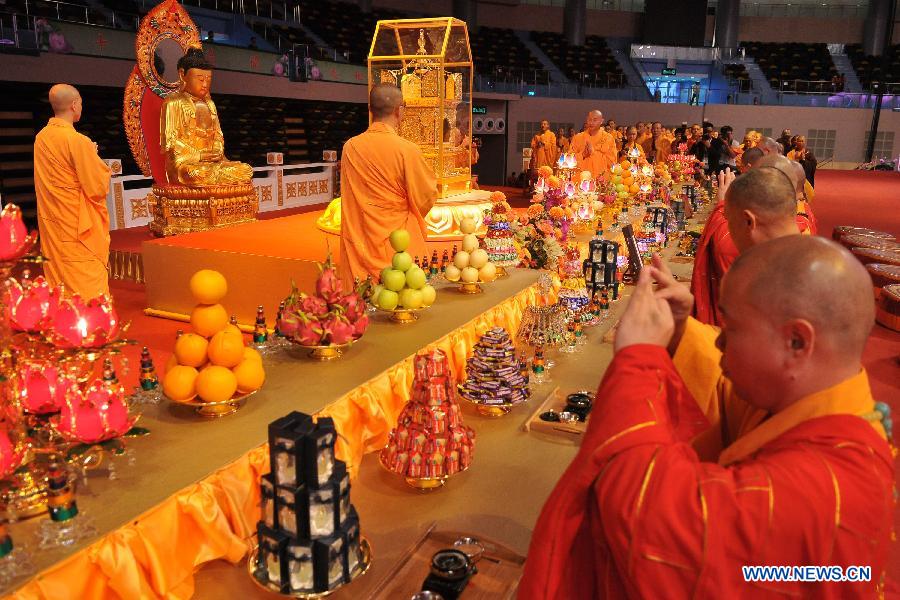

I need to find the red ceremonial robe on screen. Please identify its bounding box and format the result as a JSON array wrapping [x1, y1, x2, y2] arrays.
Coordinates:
[[518, 345, 893, 599], [690, 201, 738, 326]]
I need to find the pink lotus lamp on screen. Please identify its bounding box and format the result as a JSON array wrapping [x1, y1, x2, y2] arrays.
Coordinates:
[[48, 294, 120, 349], [0, 204, 37, 265], [56, 380, 135, 444], [15, 360, 69, 415], [4, 276, 60, 333]]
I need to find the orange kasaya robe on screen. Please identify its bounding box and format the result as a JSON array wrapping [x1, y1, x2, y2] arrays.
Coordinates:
[[338, 121, 437, 287], [518, 340, 892, 599], [641, 134, 673, 164], [530, 130, 557, 170], [619, 141, 646, 161], [690, 200, 738, 326], [570, 129, 617, 179], [796, 198, 818, 236], [33, 117, 112, 298]]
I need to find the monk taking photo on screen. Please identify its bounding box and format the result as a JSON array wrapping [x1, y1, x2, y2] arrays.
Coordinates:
[[520, 237, 892, 599], [33, 84, 112, 298]]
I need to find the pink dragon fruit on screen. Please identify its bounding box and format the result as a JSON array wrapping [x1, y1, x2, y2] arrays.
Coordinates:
[[351, 314, 369, 340], [277, 311, 301, 339], [335, 293, 365, 322], [294, 313, 325, 346], [326, 313, 355, 345], [316, 261, 344, 305], [298, 293, 328, 317]]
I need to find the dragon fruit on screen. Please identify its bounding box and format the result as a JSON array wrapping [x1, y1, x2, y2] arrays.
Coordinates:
[[294, 313, 325, 346], [277, 311, 301, 339], [316, 260, 344, 305], [298, 293, 328, 317], [335, 293, 365, 322], [352, 314, 369, 340], [325, 313, 355, 345]]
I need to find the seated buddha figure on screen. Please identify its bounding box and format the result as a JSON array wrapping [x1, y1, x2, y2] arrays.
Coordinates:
[[161, 48, 253, 187]]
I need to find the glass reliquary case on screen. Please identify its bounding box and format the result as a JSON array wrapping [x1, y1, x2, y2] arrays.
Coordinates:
[[368, 17, 473, 198]]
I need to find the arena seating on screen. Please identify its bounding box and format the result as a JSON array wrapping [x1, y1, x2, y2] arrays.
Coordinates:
[[845, 44, 900, 91], [723, 62, 752, 91], [297, 0, 405, 64], [529, 32, 624, 87], [740, 41, 838, 92], [469, 26, 544, 80]]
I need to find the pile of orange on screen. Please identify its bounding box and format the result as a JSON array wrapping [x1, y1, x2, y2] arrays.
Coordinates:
[[162, 269, 266, 404]]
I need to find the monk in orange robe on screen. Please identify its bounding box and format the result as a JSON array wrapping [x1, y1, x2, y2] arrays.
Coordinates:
[[691, 166, 799, 326], [529, 120, 557, 170], [618, 126, 646, 161], [641, 121, 673, 163], [338, 85, 437, 287], [33, 84, 112, 298], [519, 237, 893, 599], [570, 110, 616, 179]]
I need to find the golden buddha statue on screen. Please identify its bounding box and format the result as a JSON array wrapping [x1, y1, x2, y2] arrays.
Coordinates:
[[161, 48, 253, 186]]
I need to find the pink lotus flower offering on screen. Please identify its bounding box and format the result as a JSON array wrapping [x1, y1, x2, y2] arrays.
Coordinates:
[[16, 360, 69, 415], [4, 276, 61, 333], [0, 425, 24, 479], [277, 256, 369, 348], [0, 204, 37, 263], [49, 294, 120, 349], [56, 380, 134, 444]]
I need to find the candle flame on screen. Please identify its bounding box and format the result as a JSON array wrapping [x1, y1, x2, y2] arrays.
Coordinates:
[[77, 317, 88, 339]]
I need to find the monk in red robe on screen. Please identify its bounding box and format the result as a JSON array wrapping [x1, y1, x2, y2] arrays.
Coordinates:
[[519, 237, 893, 599], [691, 166, 799, 326]]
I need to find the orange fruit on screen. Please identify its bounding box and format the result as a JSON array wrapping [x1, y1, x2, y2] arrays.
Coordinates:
[[173, 332, 209, 368], [224, 323, 242, 337], [189, 269, 228, 304], [190, 303, 229, 338], [207, 330, 245, 368], [162, 365, 198, 402], [242, 347, 262, 364], [165, 353, 178, 373], [196, 365, 238, 403], [233, 358, 265, 393]]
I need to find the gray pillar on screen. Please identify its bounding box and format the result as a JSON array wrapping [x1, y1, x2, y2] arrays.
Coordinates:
[[564, 0, 586, 47], [713, 0, 740, 48], [453, 0, 477, 31], [863, 0, 893, 57]]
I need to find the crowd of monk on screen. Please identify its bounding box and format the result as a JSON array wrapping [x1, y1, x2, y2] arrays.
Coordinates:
[[31, 75, 893, 598]]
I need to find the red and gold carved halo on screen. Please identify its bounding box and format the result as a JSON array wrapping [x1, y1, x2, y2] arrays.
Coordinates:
[[134, 0, 201, 96]]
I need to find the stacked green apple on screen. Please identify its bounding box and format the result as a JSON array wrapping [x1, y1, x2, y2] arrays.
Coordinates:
[[371, 229, 437, 311], [444, 217, 497, 284]]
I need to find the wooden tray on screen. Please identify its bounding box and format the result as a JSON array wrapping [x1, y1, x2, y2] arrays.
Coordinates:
[[522, 386, 588, 442], [368, 523, 524, 599]]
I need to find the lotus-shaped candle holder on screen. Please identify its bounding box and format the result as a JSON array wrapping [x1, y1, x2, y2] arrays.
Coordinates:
[[0, 423, 26, 480], [0, 204, 38, 265], [15, 359, 69, 415], [565, 153, 577, 169], [54, 379, 137, 444], [4, 276, 60, 333], [48, 294, 121, 350]]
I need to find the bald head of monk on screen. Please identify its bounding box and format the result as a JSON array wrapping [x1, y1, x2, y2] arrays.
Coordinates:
[[756, 153, 804, 195], [48, 84, 82, 123], [760, 136, 782, 155], [740, 146, 764, 172], [369, 84, 404, 127], [724, 166, 799, 252], [718, 236, 874, 412], [585, 110, 604, 134]]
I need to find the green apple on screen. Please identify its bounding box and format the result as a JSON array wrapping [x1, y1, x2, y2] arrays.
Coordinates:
[[380, 266, 393, 284], [444, 264, 461, 282], [383, 269, 406, 292], [399, 288, 423, 309], [405, 266, 427, 290], [389, 229, 410, 252], [392, 251, 413, 272], [469, 248, 489, 269], [420, 284, 436, 307], [453, 250, 470, 270], [378, 289, 399, 310], [461, 234, 479, 253]]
